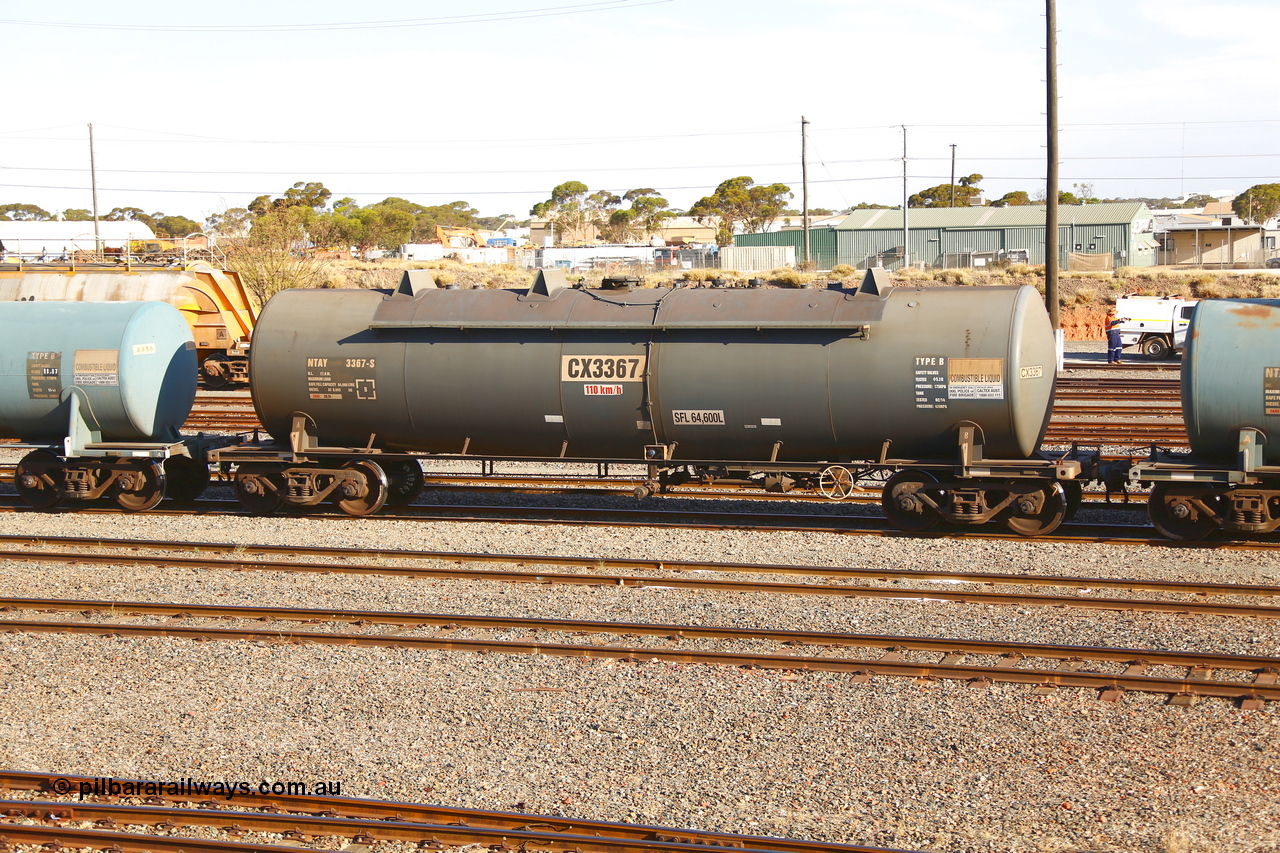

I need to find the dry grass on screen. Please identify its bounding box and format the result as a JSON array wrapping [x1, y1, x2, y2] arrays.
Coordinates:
[[934, 268, 978, 286], [1073, 286, 1099, 304], [766, 267, 815, 287], [1194, 282, 1229, 298], [830, 263, 856, 277]]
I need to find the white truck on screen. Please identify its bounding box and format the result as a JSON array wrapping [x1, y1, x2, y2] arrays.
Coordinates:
[[1114, 294, 1198, 360]]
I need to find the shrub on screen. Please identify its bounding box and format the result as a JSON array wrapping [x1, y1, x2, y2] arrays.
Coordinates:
[[1194, 282, 1228, 299], [1009, 263, 1038, 276], [894, 267, 932, 281], [1189, 272, 1219, 286], [680, 269, 714, 282], [936, 268, 976, 286], [1074, 287, 1098, 304], [1260, 284, 1280, 299], [831, 264, 856, 277], [768, 267, 814, 287]]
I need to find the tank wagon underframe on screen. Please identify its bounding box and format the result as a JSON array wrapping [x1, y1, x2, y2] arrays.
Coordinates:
[[210, 417, 1085, 534], [1129, 428, 1280, 540]]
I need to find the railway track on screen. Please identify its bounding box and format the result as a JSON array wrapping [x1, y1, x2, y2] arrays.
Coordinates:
[[3, 534, 1279, 614], [0, 772, 904, 853], [2, 595, 1276, 705], [0, 495, 1185, 545]]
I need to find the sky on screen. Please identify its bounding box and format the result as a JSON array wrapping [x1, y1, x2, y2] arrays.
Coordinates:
[[1, 0, 1277, 226]]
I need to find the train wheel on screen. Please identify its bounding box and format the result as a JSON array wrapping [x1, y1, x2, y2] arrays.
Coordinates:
[[234, 464, 284, 515], [202, 354, 232, 389], [163, 455, 210, 503], [335, 459, 389, 516], [115, 460, 167, 512], [382, 459, 425, 507], [15, 450, 64, 509], [1005, 482, 1068, 537], [819, 465, 856, 500], [1148, 483, 1219, 541], [881, 470, 940, 532], [1062, 481, 1084, 521]]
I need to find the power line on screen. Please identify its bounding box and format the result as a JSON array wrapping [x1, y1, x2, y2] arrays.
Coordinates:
[[3, 174, 1276, 200], [0, 1, 673, 33]]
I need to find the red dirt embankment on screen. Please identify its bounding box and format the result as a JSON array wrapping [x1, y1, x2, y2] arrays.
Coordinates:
[[1060, 306, 1109, 341]]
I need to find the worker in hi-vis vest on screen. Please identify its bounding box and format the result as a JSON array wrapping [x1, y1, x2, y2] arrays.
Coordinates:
[[1105, 308, 1129, 364]]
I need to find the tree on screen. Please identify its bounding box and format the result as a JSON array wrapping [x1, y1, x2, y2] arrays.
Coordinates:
[[282, 181, 332, 210], [205, 208, 254, 238], [373, 198, 483, 243], [1233, 184, 1280, 223], [0, 203, 51, 221], [104, 207, 157, 229], [221, 207, 327, 304], [248, 182, 334, 216], [1072, 182, 1099, 204], [909, 174, 984, 207], [585, 190, 622, 240], [622, 188, 676, 242], [991, 191, 1031, 207], [61, 209, 94, 221], [1032, 189, 1082, 205], [531, 181, 592, 245], [153, 214, 200, 238], [347, 205, 416, 257], [688, 176, 793, 246]]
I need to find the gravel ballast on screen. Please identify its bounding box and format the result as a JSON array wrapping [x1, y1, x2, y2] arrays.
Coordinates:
[[0, 506, 1277, 853]]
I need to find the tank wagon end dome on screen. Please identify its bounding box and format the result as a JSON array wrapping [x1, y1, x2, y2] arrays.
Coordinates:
[[0, 300, 196, 443]]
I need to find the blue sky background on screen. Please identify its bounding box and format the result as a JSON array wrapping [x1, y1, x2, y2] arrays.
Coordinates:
[[1, 0, 1276, 222]]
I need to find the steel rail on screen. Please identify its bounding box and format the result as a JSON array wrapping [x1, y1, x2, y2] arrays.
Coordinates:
[[1061, 360, 1178, 372], [7, 544, 1280, 616], [0, 776, 908, 853], [6, 596, 1278, 672], [0, 497, 1253, 548], [0, 819, 896, 853], [2, 617, 1274, 704], [6, 533, 1260, 594]]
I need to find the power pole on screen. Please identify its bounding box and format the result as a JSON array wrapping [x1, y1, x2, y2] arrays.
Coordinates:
[[801, 116, 810, 267], [89, 123, 102, 257], [1045, 0, 1060, 330], [950, 143, 957, 207], [902, 125, 909, 270]]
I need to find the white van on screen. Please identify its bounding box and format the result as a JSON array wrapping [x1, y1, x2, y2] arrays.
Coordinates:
[[1114, 294, 1198, 360]]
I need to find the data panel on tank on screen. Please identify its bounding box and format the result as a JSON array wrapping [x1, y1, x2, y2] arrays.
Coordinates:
[[306, 356, 378, 401], [1264, 367, 1280, 416], [913, 357, 949, 410], [26, 351, 61, 399]]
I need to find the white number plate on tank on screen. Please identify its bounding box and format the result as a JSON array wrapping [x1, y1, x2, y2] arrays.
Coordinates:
[[672, 410, 725, 425], [561, 355, 646, 381]]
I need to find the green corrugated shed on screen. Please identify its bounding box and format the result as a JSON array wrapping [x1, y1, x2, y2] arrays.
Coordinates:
[[732, 203, 1156, 269], [734, 228, 838, 269], [833, 202, 1154, 268]]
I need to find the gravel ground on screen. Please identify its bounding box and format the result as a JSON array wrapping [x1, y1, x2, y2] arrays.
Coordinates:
[[0, 506, 1277, 853]]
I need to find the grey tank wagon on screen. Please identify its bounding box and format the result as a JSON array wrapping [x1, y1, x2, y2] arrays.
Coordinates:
[[211, 270, 1089, 535]]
